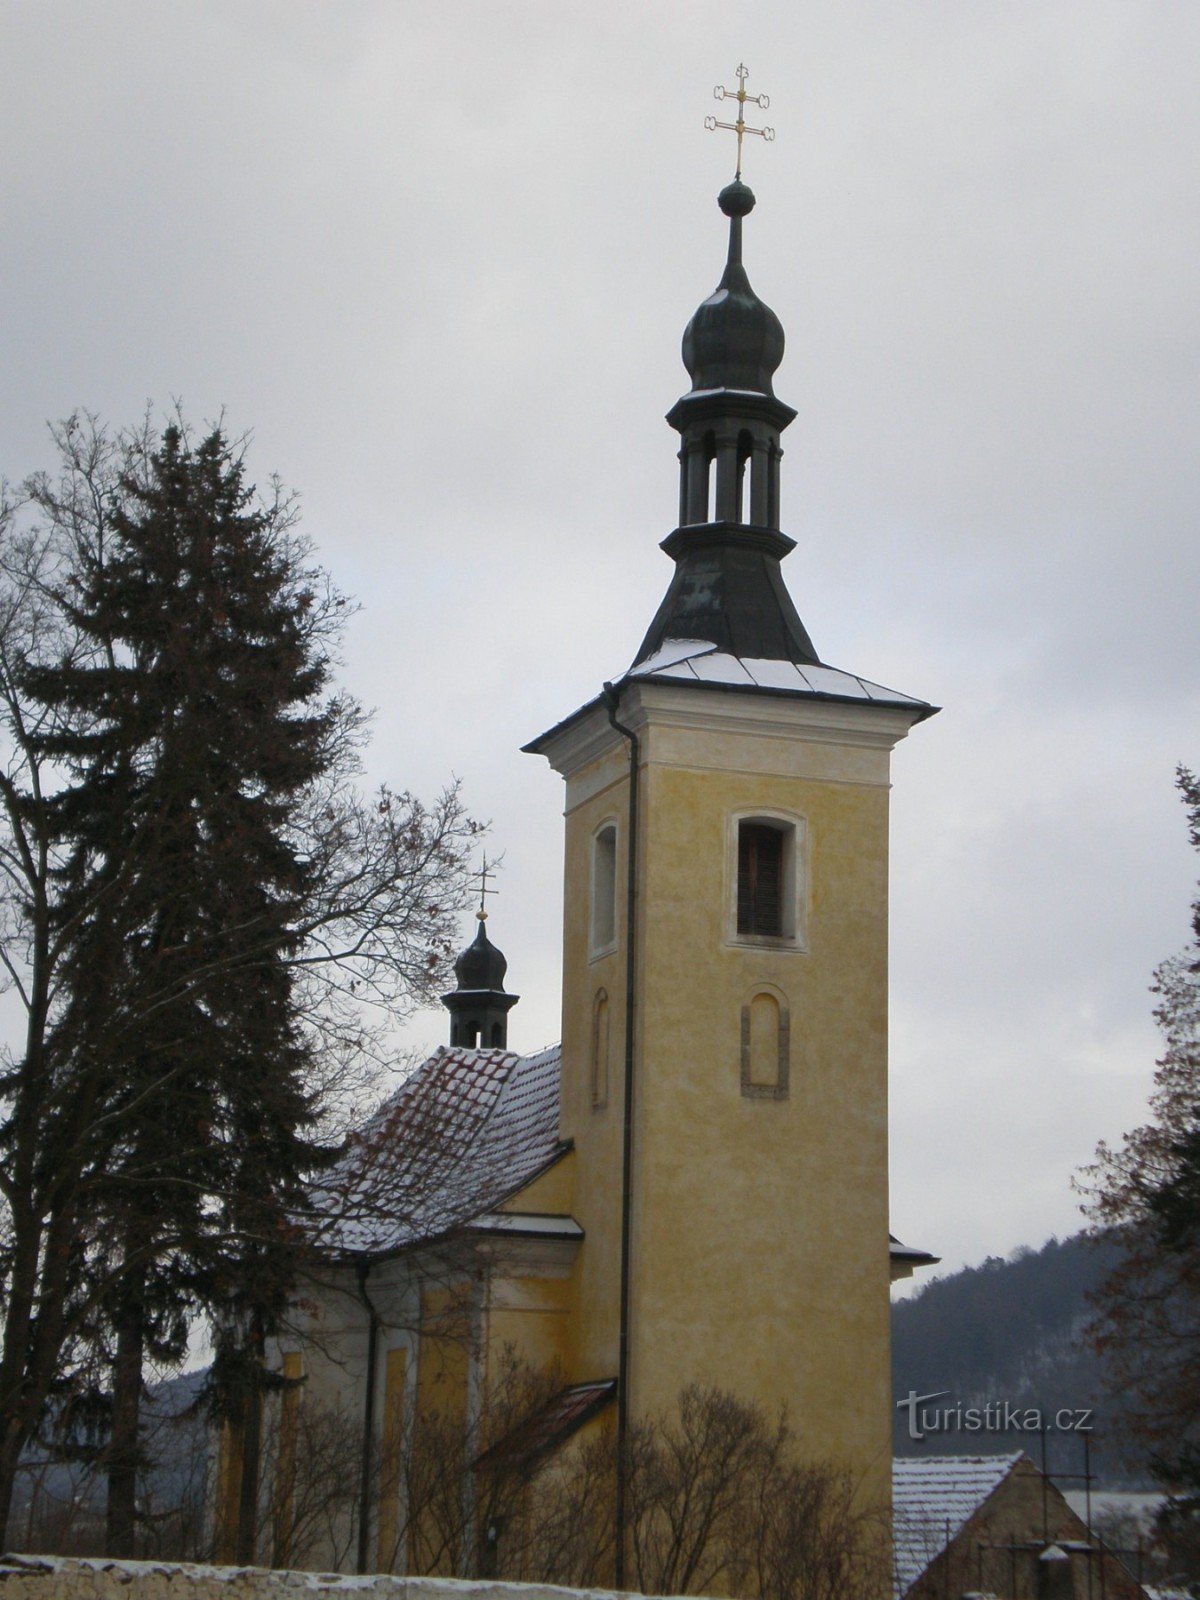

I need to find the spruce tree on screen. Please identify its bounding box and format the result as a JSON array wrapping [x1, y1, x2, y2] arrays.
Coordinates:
[[28, 424, 337, 1553], [0, 413, 474, 1552]]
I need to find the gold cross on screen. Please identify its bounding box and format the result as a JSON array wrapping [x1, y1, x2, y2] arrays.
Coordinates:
[[704, 63, 775, 178], [473, 853, 500, 920]]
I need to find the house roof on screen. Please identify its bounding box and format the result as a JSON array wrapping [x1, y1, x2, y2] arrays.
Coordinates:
[[469, 1213, 584, 1240], [309, 1043, 568, 1258], [892, 1453, 1024, 1598], [474, 1379, 618, 1474], [890, 1233, 940, 1268]]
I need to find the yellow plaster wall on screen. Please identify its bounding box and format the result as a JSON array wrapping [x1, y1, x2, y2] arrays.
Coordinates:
[[547, 702, 901, 1513], [497, 1150, 576, 1218], [628, 740, 893, 1506], [213, 1423, 243, 1565], [415, 1288, 470, 1435], [376, 1347, 408, 1572], [486, 1274, 573, 1377], [487, 1152, 579, 1379], [555, 746, 631, 1385], [412, 1289, 473, 1576]]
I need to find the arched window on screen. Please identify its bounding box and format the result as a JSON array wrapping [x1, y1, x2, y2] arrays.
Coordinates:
[[590, 822, 618, 957], [740, 987, 790, 1100], [736, 429, 754, 524]]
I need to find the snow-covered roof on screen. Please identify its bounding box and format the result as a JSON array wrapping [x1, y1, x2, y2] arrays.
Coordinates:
[[889, 1233, 940, 1266], [892, 1454, 1023, 1598], [470, 1212, 584, 1239], [309, 1044, 568, 1258], [628, 638, 933, 714]]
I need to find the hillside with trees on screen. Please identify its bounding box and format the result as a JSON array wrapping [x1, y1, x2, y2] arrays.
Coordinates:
[[892, 1231, 1146, 1484], [900, 771, 1200, 1505]]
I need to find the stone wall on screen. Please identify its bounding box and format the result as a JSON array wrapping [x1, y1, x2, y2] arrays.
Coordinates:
[[0, 1561, 659, 1600], [0, 1558, 636, 1600]]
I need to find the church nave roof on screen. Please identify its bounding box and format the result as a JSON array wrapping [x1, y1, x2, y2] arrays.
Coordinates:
[[309, 1042, 568, 1259]]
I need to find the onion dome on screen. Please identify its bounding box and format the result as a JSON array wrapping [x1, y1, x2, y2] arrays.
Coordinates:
[[454, 914, 508, 991], [681, 181, 785, 397], [443, 913, 519, 1050]]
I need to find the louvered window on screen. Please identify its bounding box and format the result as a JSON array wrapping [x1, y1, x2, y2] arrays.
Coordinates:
[[737, 822, 786, 937]]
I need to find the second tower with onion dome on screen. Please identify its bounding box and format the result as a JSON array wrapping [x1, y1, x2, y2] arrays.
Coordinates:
[[526, 151, 936, 1511]]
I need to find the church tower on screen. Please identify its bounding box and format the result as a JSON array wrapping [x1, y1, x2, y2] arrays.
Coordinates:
[[526, 144, 935, 1507]]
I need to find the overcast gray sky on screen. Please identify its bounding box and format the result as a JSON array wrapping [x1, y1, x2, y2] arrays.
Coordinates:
[[4, 1, 1198, 1289]]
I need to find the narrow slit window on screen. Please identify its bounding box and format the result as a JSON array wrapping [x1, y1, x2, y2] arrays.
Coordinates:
[[737, 822, 786, 937], [591, 989, 610, 1109]]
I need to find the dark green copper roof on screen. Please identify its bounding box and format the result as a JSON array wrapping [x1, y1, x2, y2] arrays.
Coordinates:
[[634, 522, 818, 667], [681, 180, 785, 397], [453, 916, 508, 992]]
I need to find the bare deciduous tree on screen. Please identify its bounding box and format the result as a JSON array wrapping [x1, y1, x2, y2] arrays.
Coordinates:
[[1081, 770, 1200, 1513]]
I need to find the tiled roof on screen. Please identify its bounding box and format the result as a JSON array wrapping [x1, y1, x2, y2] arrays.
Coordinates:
[[892, 1454, 1023, 1598], [309, 1043, 568, 1257], [629, 638, 934, 714]]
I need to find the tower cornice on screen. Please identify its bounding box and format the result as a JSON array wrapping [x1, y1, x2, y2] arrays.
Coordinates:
[[524, 667, 934, 787], [620, 678, 928, 753], [666, 388, 796, 435], [658, 520, 794, 561]]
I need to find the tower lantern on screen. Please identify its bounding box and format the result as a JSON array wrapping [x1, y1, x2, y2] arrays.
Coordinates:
[[442, 861, 519, 1048], [672, 176, 793, 534]]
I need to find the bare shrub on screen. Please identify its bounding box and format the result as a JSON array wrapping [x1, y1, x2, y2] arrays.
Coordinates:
[[227, 1355, 885, 1592], [260, 1393, 362, 1572], [489, 1378, 885, 1600]]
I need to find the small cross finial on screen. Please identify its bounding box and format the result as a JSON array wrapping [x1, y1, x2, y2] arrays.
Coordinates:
[[473, 853, 500, 921], [704, 63, 775, 179]]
